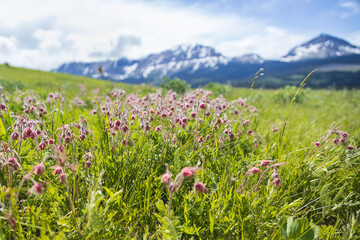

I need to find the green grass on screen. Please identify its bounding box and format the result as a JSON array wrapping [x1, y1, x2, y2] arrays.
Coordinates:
[[0, 64, 153, 96], [0, 65, 359, 239]]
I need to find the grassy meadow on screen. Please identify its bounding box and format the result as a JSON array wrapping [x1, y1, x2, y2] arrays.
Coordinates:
[[0, 64, 359, 239]]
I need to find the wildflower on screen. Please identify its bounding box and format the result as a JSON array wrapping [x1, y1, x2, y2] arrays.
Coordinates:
[[33, 164, 45, 175], [161, 173, 171, 186], [314, 142, 320, 147], [250, 167, 261, 174], [340, 138, 346, 144], [85, 161, 91, 168], [79, 134, 86, 141], [181, 167, 200, 178], [122, 125, 129, 133], [53, 167, 62, 175], [198, 136, 204, 143], [243, 120, 250, 126], [38, 142, 46, 150], [10, 132, 20, 140], [347, 145, 354, 150], [58, 145, 65, 152], [247, 130, 253, 135], [84, 152, 92, 161], [199, 103, 206, 109], [22, 127, 33, 139], [261, 160, 271, 167], [7, 157, 21, 170], [272, 127, 278, 132], [0, 103, 6, 110], [64, 136, 71, 144], [341, 132, 349, 138], [333, 138, 339, 145], [30, 183, 44, 195], [271, 178, 282, 187], [59, 173, 66, 184], [194, 182, 207, 193], [190, 112, 196, 118], [155, 126, 161, 132], [229, 132, 235, 140]]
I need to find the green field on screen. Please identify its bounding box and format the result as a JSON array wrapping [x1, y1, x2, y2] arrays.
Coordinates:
[[0, 64, 359, 239]]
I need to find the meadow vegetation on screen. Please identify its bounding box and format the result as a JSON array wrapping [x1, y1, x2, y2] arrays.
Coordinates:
[[0, 64, 359, 239]]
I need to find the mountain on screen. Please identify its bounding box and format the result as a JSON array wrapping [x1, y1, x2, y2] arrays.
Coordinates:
[[56, 34, 360, 88], [281, 34, 360, 62]]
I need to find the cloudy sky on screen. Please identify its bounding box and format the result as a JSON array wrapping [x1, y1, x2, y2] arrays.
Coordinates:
[[0, 0, 360, 70]]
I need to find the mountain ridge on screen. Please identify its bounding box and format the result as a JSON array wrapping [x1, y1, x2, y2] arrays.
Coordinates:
[[56, 34, 360, 88]]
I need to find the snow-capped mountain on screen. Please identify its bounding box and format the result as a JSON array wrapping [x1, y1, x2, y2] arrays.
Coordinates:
[[57, 44, 235, 81], [233, 54, 264, 64], [281, 34, 360, 62], [131, 44, 230, 79], [56, 34, 360, 87]]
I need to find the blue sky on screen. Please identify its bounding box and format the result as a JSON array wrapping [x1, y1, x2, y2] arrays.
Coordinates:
[[0, 0, 359, 70]]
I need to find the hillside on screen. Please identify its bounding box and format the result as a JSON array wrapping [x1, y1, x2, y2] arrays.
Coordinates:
[[0, 64, 149, 96]]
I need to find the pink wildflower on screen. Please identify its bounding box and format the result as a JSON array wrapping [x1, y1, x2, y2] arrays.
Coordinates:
[[33, 164, 45, 175], [347, 145, 354, 150], [271, 178, 282, 187], [30, 183, 44, 195], [194, 182, 207, 193], [181, 167, 200, 178], [250, 167, 261, 174], [7, 157, 21, 170], [261, 160, 271, 167], [10, 132, 20, 140], [161, 173, 171, 186], [341, 132, 349, 138], [53, 167, 62, 175], [85, 161, 91, 168], [38, 142, 46, 151]]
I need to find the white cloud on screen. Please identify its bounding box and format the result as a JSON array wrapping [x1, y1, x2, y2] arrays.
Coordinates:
[[338, 1, 360, 18], [33, 29, 62, 51], [0, 0, 309, 70], [217, 26, 309, 59]]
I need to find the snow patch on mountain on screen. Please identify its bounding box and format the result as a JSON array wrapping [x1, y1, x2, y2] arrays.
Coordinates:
[[281, 34, 360, 62]]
